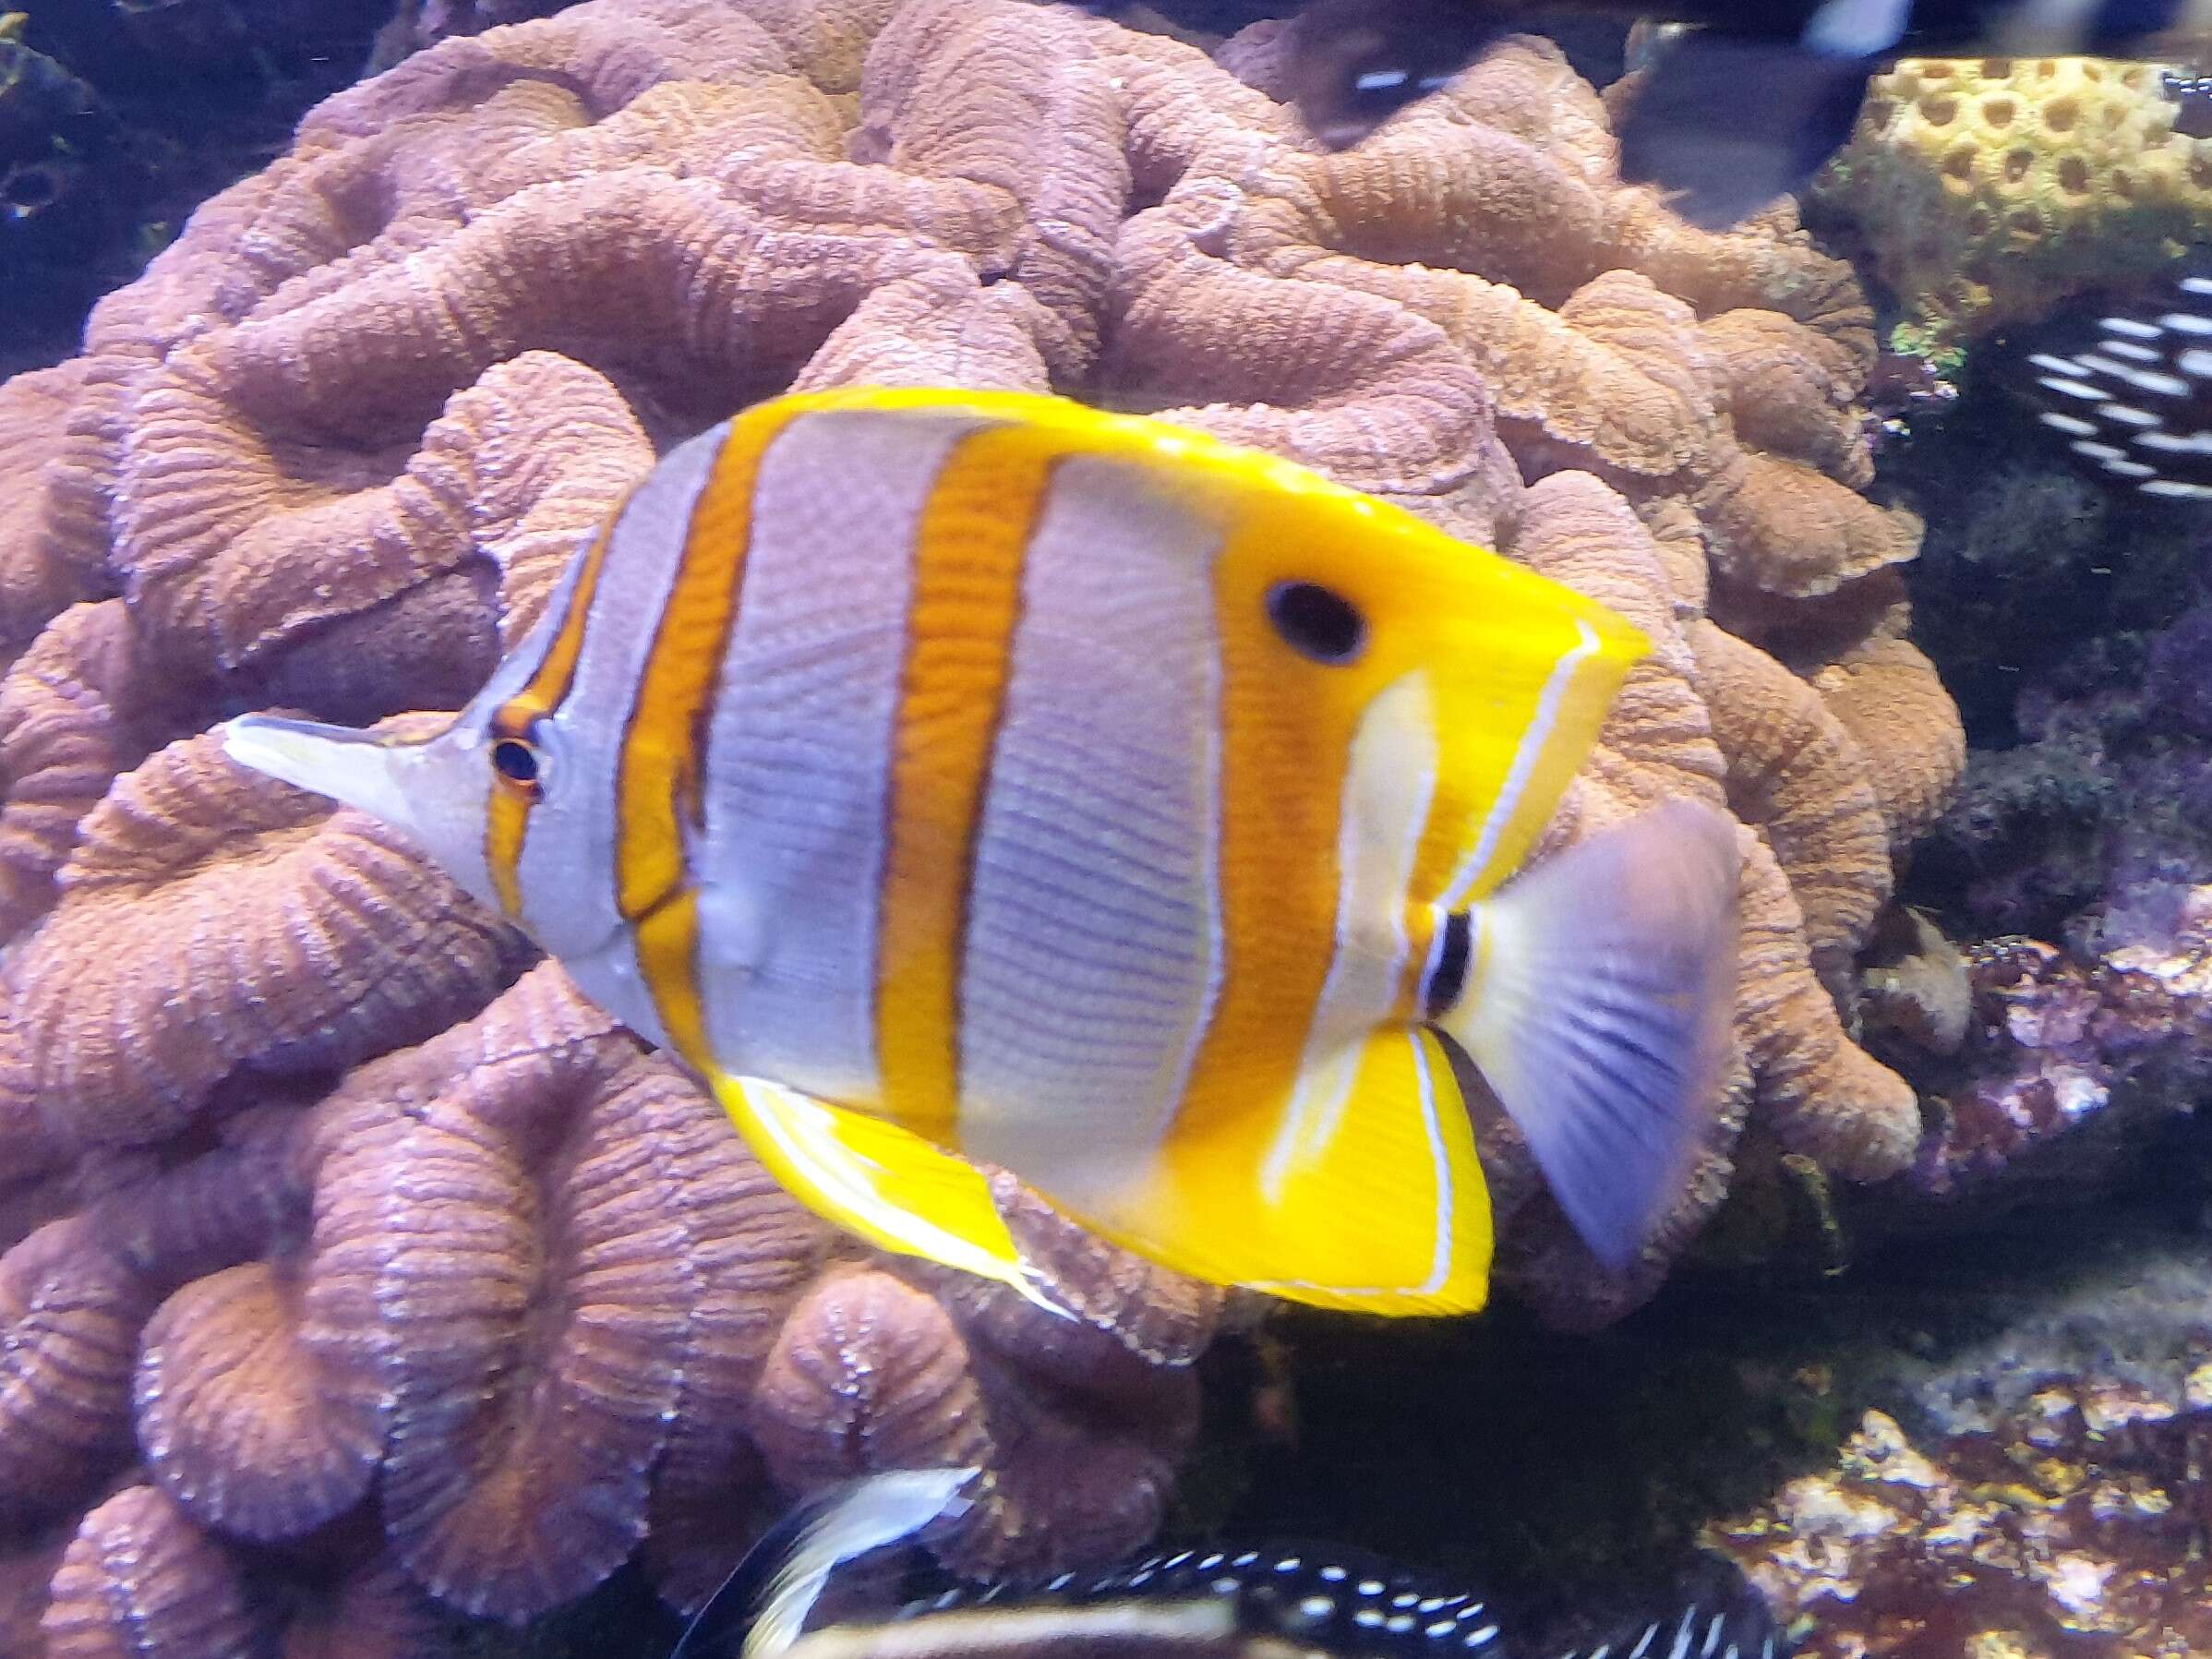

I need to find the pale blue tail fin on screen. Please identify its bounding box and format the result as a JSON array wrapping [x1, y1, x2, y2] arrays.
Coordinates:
[[1437, 799, 1739, 1270]]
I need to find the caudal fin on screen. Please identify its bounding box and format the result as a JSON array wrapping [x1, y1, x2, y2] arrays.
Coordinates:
[[1437, 799, 1739, 1271]]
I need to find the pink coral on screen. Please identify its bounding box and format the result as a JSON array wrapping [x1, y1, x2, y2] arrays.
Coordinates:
[[0, 969, 1216, 1648], [0, 0, 1967, 1636], [0, 364, 107, 648], [42, 1485, 264, 1659], [302, 966, 824, 1618], [2, 730, 527, 1151]]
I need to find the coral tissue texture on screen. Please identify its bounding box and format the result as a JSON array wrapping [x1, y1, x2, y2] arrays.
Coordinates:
[[0, 0, 1959, 1645], [1713, 1241, 2212, 1657], [1821, 55, 2212, 346]]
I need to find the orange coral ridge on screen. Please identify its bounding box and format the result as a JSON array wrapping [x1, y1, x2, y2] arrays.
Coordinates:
[[0, 0, 1960, 1645]]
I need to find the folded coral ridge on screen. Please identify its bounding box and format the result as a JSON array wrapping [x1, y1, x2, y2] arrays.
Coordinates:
[[0, 0, 1962, 1650]]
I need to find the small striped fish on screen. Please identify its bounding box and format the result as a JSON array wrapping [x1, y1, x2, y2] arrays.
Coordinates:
[[1997, 263, 2212, 504], [224, 389, 1739, 1316], [667, 1469, 1796, 1659]]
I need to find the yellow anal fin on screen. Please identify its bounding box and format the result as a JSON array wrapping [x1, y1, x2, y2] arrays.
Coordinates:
[[1084, 1028, 1493, 1316], [710, 1074, 1067, 1317]]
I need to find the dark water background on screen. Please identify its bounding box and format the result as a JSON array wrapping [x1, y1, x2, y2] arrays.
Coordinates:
[[0, 0, 391, 378]]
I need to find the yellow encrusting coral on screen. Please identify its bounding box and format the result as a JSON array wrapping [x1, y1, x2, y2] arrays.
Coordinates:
[[1819, 55, 2212, 347]]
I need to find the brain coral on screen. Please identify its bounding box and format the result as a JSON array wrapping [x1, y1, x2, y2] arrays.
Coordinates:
[[0, 0, 1960, 1642], [1819, 55, 2212, 348]]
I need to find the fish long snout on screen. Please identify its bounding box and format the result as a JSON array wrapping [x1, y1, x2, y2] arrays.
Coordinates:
[[221, 712, 430, 831]]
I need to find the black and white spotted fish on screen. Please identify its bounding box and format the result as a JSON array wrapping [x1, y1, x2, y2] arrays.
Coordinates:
[[221, 387, 1741, 1318], [668, 1469, 1796, 1659], [1115, 0, 2212, 225], [2165, 63, 2212, 136], [1995, 266, 2212, 504]]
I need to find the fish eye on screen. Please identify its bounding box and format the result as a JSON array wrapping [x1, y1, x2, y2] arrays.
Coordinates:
[[490, 736, 542, 792], [1266, 581, 1366, 665]]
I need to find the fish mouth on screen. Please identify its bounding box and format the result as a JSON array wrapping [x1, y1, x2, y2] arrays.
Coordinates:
[[221, 712, 433, 830]]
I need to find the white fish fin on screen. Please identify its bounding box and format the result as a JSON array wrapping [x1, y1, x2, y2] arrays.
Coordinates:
[[1437, 799, 1739, 1271], [1077, 1028, 1492, 1316], [672, 1467, 980, 1659], [711, 1074, 1070, 1318]]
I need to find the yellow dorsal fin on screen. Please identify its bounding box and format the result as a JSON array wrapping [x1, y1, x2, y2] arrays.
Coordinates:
[[1064, 1028, 1493, 1316], [710, 1073, 1070, 1318]]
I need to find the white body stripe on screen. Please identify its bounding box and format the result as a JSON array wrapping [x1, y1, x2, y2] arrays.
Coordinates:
[[527, 422, 725, 1044], [1409, 1036, 1456, 1297], [690, 409, 980, 1103], [1263, 670, 1439, 1201], [953, 455, 1225, 1200], [1442, 618, 1603, 911]]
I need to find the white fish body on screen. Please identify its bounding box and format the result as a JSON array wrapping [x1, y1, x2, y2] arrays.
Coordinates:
[[224, 388, 1739, 1316]]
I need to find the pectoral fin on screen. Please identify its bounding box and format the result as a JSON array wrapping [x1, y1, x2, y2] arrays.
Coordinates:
[[710, 1074, 1065, 1316], [1086, 1028, 1492, 1316]]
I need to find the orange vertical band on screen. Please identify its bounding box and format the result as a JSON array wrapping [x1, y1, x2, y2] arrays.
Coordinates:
[[484, 514, 618, 920], [614, 403, 800, 1071], [872, 425, 1057, 1145]]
